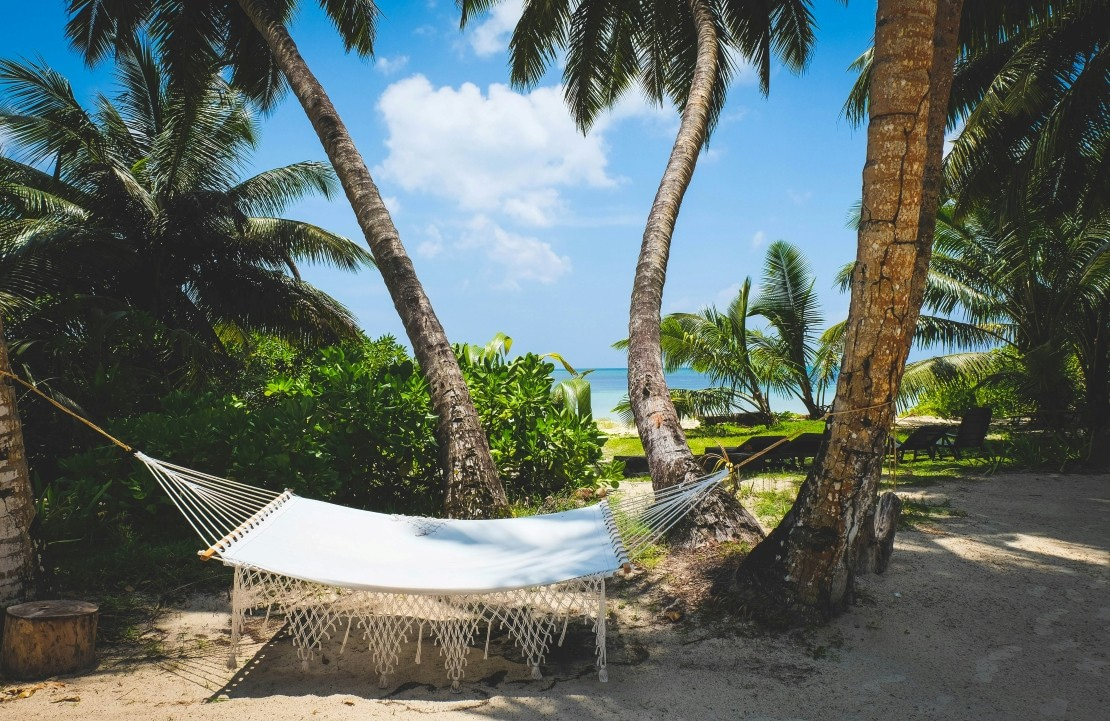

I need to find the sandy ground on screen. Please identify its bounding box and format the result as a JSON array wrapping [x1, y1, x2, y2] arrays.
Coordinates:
[[2, 471, 1107, 721]]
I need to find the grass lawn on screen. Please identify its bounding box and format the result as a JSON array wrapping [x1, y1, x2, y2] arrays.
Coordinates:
[[602, 417, 828, 458]]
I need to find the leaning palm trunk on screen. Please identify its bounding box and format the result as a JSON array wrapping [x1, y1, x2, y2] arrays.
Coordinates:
[[237, 0, 507, 518], [0, 316, 34, 604], [627, 0, 763, 543], [733, 0, 964, 626]]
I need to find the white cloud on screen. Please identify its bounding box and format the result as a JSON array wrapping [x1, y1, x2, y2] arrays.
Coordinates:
[[751, 230, 767, 248], [702, 147, 725, 164], [376, 75, 634, 227], [375, 55, 409, 75], [459, 217, 571, 289], [464, 1, 523, 57], [415, 224, 445, 258], [787, 189, 812, 206], [714, 283, 742, 309]]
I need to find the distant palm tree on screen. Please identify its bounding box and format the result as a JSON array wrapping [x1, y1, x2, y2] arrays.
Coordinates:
[[614, 277, 775, 422], [0, 49, 371, 371], [460, 0, 817, 506], [65, 0, 510, 518], [751, 240, 827, 418]]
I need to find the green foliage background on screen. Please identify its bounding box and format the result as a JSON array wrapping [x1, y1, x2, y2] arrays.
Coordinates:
[[35, 336, 617, 544]]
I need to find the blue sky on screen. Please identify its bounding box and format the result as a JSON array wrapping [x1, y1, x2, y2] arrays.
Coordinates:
[[1, 0, 879, 368]]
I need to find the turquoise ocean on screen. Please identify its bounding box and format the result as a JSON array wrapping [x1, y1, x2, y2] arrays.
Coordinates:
[[551, 368, 808, 421]]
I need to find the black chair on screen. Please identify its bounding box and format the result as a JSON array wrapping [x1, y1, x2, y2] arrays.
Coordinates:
[[783, 432, 825, 468], [940, 406, 993, 459], [892, 425, 950, 461], [702, 435, 790, 470]]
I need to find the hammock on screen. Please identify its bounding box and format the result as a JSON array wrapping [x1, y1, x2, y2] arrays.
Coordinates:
[[135, 452, 729, 690]]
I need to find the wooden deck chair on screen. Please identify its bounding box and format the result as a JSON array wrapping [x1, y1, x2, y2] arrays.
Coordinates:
[[941, 407, 993, 460], [893, 425, 949, 461]]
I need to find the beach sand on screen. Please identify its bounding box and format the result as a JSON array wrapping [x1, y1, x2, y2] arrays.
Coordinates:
[[3, 471, 1107, 720]]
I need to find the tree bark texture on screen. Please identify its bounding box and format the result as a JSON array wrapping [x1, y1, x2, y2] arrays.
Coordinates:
[[626, 0, 763, 543], [732, 0, 963, 627], [0, 316, 34, 606], [855, 491, 902, 575], [237, 0, 508, 518], [1, 600, 98, 679]]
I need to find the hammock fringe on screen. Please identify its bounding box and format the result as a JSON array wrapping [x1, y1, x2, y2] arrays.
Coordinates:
[[132, 453, 729, 688]]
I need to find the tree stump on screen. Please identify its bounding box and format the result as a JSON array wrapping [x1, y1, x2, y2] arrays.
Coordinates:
[[1, 600, 98, 679], [856, 492, 902, 575]]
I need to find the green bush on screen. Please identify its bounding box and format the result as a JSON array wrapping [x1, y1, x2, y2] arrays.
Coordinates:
[[38, 336, 616, 542], [460, 349, 610, 500], [908, 349, 1038, 419]]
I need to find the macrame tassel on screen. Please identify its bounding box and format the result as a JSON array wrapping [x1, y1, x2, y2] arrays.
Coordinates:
[[531, 664, 542, 680], [558, 616, 569, 647], [227, 567, 242, 670], [415, 622, 424, 664], [596, 579, 608, 682], [483, 620, 492, 659], [378, 673, 388, 689], [339, 617, 354, 656]]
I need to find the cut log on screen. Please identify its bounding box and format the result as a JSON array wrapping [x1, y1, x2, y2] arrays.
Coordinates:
[[1, 600, 98, 679], [856, 492, 902, 575]]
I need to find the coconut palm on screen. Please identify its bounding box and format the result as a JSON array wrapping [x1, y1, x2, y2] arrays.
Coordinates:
[[65, 0, 509, 519], [734, 0, 965, 626], [751, 240, 826, 418], [0, 50, 372, 386], [0, 313, 33, 604], [898, 202, 1110, 427], [945, 0, 1110, 220], [844, 2, 1108, 220], [461, 0, 815, 519], [614, 277, 775, 422]]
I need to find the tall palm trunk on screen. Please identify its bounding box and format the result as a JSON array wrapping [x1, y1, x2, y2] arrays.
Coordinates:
[[628, 0, 763, 542], [0, 316, 34, 604], [733, 0, 964, 626], [237, 0, 507, 518]]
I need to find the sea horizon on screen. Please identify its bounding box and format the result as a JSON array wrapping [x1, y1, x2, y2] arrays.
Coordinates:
[[551, 367, 809, 421]]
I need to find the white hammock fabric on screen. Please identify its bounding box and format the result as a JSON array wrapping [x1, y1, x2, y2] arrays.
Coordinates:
[[135, 452, 727, 689]]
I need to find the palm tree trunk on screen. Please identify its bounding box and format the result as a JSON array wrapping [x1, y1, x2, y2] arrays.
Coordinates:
[[732, 0, 964, 626], [0, 316, 35, 605], [628, 0, 763, 544], [237, 0, 507, 518]]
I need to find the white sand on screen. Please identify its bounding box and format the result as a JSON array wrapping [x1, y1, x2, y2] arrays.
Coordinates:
[[3, 471, 1107, 720]]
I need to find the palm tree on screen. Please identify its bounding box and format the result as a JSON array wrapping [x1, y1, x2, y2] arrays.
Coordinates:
[[844, 2, 1107, 221], [461, 0, 815, 537], [0, 313, 34, 605], [65, 0, 510, 519], [899, 202, 1110, 427], [615, 277, 775, 422], [0, 50, 372, 399], [945, 0, 1110, 221], [751, 240, 826, 418], [733, 0, 965, 627]]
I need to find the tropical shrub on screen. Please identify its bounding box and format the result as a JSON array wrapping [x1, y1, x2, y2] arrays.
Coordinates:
[[460, 348, 610, 500], [37, 336, 616, 541]]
